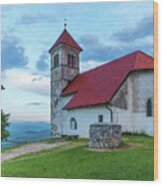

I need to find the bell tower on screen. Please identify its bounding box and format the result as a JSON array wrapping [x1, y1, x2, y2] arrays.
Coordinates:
[[49, 27, 82, 137]]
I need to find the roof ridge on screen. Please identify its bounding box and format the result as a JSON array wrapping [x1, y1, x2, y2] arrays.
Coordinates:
[[134, 50, 154, 69], [80, 50, 148, 75], [134, 51, 141, 69]]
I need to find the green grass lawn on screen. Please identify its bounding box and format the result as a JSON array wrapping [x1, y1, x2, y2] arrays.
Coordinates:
[[1, 135, 154, 180]]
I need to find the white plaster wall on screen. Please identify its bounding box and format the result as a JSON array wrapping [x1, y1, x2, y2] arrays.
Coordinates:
[[130, 70, 154, 113], [110, 106, 153, 136], [110, 70, 154, 136], [130, 70, 153, 136], [62, 104, 111, 137], [52, 94, 74, 136], [132, 113, 154, 136]]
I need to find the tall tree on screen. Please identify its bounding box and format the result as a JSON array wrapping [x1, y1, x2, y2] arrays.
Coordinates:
[[1, 85, 10, 141], [1, 85, 5, 90], [1, 110, 10, 141]]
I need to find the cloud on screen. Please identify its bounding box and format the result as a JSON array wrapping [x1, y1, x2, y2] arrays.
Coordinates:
[[80, 60, 106, 73], [27, 102, 47, 106], [80, 34, 116, 61], [2, 69, 50, 96], [80, 39, 153, 72], [36, 51, 49, 71], [112, 15, 153, 42], [19, 14, 57, 25], [80, 15, 153, 63], [80, 34, 139, 61], [1, 36, 28, 70], [80, 34, 135, 62]]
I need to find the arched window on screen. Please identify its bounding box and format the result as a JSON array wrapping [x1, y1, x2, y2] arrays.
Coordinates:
[[70, 118, 77, 130], [146, 98, 152, 117]]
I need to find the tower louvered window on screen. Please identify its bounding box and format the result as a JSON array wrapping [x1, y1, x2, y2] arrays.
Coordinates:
[[68, 54, 74, 67], [54, 54, 59, 68]]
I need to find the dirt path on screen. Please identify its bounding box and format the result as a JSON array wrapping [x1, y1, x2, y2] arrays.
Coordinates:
[[1, 141, 68, 163]]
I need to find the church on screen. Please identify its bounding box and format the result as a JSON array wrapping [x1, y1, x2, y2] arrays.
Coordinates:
[[49, 27, 154, 138]]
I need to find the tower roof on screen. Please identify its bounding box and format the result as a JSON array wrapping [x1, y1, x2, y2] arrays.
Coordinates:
[[49, 29, 83, 52]]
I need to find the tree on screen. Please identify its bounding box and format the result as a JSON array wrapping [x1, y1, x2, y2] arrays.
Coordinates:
[[1, 85, 5, 90], [1, 85, 10, 141], [1, 110, 10, 141]]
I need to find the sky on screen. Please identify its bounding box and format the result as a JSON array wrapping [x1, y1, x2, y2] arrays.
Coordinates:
[[1, 1, 154, 122]]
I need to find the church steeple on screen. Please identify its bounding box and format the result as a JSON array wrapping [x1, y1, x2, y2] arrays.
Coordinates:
[[50, 28, 82, 137], [49, 29, 82, 53], [49, 28, 82, 84]]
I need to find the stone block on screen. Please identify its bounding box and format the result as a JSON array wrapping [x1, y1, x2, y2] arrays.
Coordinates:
[[89, 124, 122, 149]]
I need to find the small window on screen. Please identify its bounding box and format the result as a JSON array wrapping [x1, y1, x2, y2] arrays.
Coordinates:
[[54, 54, 59, 68], [98, 115, 103, 123], [70, 118, 77, 130], [68, 54, 74, 67], [146, 98, 152, 117]]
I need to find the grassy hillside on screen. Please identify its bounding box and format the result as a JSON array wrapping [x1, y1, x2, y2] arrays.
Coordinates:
[[1, 135, 154, 180]]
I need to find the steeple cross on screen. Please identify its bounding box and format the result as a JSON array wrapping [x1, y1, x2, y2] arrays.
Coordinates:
[[64, 18, 67, 29]]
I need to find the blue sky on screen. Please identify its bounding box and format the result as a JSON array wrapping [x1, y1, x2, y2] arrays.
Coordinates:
[[1, 1, 154, 122]]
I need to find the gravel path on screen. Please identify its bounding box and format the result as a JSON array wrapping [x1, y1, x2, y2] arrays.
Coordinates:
[[1, 141, 68, 163]]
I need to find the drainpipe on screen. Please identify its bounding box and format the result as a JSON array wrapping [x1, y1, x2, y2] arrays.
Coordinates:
[[60, 110, 64, 137], [105, 103, 113, 123]]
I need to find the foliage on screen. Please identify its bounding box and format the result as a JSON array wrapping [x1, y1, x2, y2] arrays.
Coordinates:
[[1, 85, 5, 90], [122, 131, 147, 136], [2, 136, 154, 180], [1, 110, 10, 141]]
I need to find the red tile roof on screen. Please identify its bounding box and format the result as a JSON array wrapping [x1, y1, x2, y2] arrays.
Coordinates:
[[49, 29, 82, 52], [62, 50, 154, 110]]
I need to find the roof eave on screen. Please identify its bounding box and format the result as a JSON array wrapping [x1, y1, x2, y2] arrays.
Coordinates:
[[49, 43, 83, 53], [63, 101, 107, 110]]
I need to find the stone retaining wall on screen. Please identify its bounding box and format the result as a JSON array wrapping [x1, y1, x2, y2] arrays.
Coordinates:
[[89, 124, 122, 149]]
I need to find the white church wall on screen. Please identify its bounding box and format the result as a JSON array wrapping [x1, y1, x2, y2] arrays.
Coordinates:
[[129, 70, 154, 136], [132, 113, 154, 136], [110, 70, 154, 136], [129, 70, 154, 113], [110, 106, 153, 136], [62, 105, 112, 137], [52, 94, 74, 136]]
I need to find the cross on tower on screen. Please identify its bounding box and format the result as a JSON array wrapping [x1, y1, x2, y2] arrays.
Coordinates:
[[64, 18, 67, 29]]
